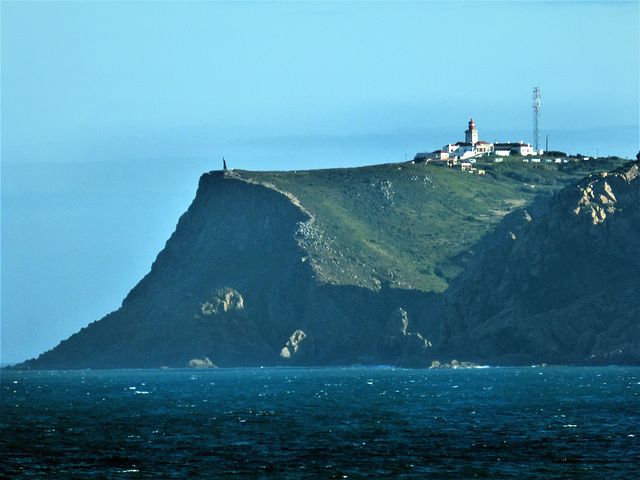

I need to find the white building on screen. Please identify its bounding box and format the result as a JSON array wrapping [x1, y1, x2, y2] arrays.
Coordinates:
[[520, 143, 535, 155], [443, 144, 460, 154], [453, 144, 477, 159], [475, 141, 492, 155], [493, 141, 535, 156], [413, 150, 450, 162], [417, 119, 536, 163]]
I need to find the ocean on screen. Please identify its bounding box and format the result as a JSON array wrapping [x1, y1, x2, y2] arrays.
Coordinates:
[[1, 367, 638, 479]]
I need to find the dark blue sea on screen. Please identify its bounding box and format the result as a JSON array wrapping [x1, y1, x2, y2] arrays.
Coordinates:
[[1, 367, 638, 479]]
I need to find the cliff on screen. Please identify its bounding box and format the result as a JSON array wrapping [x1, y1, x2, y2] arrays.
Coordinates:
[[20, 169, 439, 368], [15, 160, 639, 369], [439, 163, 639, 365]]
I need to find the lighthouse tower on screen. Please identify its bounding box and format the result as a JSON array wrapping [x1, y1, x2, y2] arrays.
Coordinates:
[[465, 119, 478, 145]]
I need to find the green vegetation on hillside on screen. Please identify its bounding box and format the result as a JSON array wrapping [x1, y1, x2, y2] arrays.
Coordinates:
[[234, 157, 628, 292]]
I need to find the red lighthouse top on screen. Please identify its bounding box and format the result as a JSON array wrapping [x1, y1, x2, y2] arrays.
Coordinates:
[[468, 119, 475, 130]]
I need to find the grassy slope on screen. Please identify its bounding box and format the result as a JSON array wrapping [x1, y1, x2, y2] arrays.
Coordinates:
[[234, 157, 628, 292]]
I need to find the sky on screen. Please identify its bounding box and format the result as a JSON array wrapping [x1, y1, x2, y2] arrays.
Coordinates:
[[2, 0, 639, 365]]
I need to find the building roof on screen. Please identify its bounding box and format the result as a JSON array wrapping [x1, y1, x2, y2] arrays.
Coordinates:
[[494, 142, 531, 148]]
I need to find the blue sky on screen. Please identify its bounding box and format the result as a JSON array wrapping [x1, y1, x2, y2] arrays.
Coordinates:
[[2, 1, 639, 365]]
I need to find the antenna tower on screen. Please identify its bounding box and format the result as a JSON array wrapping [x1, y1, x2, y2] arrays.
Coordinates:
[[532, 87, 541, 151]]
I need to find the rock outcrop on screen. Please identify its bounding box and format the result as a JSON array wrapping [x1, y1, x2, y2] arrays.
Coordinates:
[[439, 163, 639, 365], [188, 357, 217, 368], [280, 330, 311, 360], [378, 308, 433, 368]]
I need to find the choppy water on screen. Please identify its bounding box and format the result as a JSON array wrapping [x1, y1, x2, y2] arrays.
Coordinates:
[[1, 367, 638, 479]]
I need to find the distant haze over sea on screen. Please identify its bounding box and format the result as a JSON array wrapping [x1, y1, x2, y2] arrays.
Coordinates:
[[3, 124, 636, 171], [221, 125, 637, 169]]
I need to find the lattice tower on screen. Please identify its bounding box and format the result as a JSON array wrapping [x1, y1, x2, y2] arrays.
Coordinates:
[[533, 87, 541, 151]]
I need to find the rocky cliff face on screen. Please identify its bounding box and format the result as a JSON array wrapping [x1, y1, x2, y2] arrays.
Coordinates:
[[23, 171, 437, 369], [17, 163, 639, 369], [439, 163, 639, 365]]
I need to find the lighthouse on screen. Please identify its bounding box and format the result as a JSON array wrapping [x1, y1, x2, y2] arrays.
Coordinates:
[[465, 119, 478, 145]]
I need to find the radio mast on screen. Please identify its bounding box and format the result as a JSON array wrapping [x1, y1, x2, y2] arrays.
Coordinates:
[[533, 87, 541, 152]]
